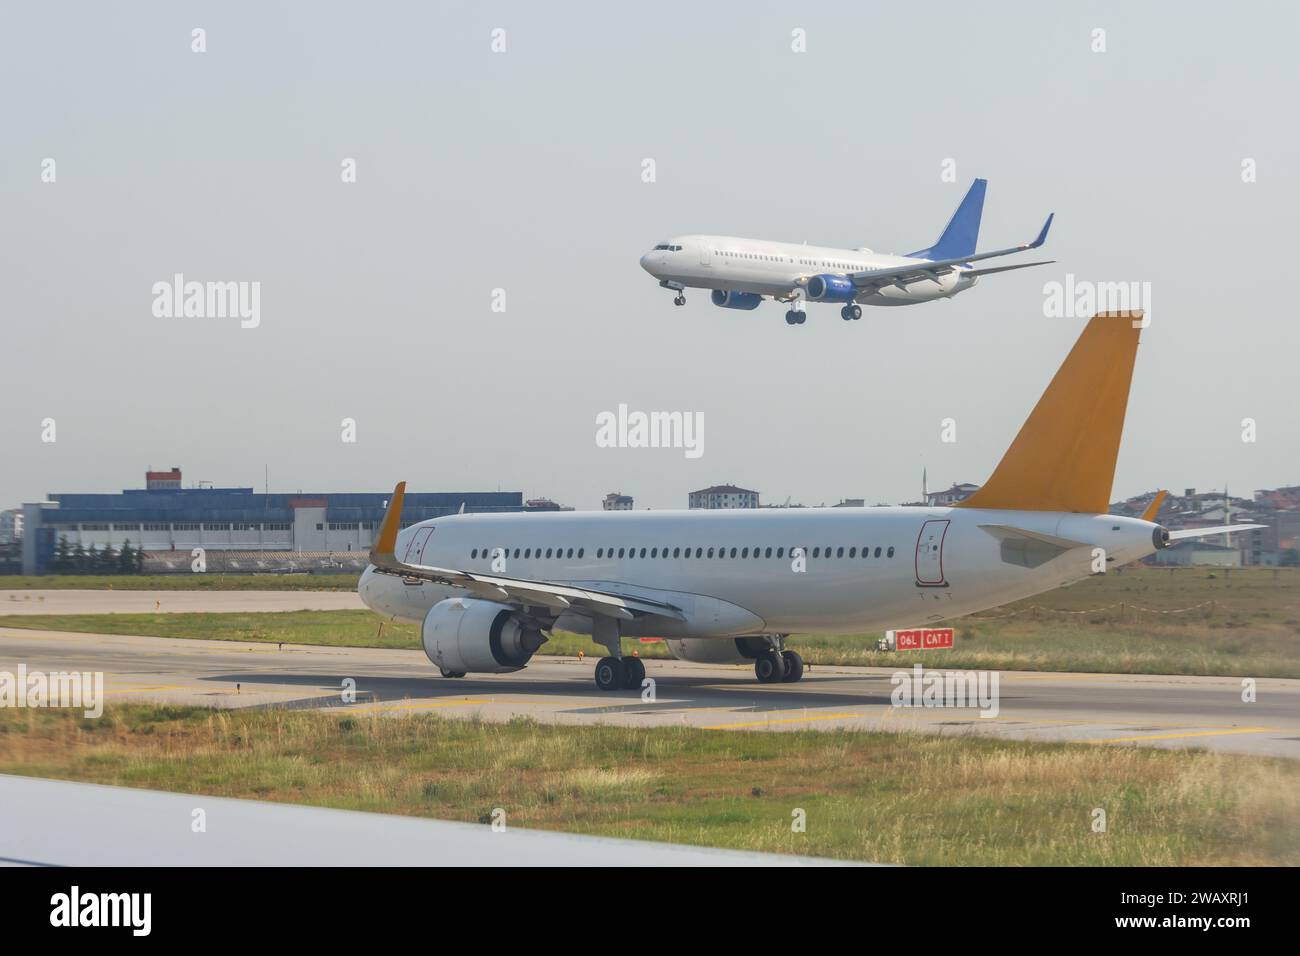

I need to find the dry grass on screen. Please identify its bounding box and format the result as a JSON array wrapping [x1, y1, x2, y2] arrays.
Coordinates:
[[1, 704, 1296, 865]]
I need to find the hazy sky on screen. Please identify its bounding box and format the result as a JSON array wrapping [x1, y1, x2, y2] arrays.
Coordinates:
[[4, 1, 1297, 512]]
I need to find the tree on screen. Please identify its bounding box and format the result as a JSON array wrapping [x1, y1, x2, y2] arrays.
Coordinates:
[[118, 540, 136, 575], [52, 536, 72, 573]]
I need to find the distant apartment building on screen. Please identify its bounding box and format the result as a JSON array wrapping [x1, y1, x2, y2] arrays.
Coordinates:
[[832, 498, 865, 508], [688, 485, 759, 509], [602, 493, 633, 511], [524, 497, 574, 512], [925, 483, 980, 507], [1114, 484, 1300, 566], [146, 467, 183, 490]]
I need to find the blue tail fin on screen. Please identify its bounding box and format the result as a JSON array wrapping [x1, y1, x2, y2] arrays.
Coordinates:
[[907, 178, 987, 261]]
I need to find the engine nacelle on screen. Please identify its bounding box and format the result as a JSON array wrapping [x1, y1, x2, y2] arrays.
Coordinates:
[[804, 274, 858, 303], [421, 598, 546, 674], [711, 289, 763, 310], [663, 636, 769, 665]]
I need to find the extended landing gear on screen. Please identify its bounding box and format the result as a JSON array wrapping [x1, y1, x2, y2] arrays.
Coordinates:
[[439, 666, 467, 679], [673, 294, 686, 306], [591, 617, 646, 691], [594, 655, 645, 691], [840, 305, 862, 321], [754, 636, 803, 683], [784, 310, 807, 325]]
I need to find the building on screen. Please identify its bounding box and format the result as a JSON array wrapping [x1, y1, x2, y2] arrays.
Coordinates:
[[146, 467, 183, 490], [20, 468, 524, 574], [523, 498, 574, 512], [688, 485, 759, 509], [925, 483, 981, 507], [832, 498, 865, 508], [1149, 540, 1242, 568], [0, 509, 22, 544], [602, 493, 633, 511]]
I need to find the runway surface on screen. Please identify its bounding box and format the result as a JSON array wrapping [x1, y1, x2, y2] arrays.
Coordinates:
[[0, 774, 845, 866], [2, 626, 1297, 757], [0, 589, 364, 615]]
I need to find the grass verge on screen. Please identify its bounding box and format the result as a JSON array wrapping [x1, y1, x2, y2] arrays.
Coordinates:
[[1, 704, 1295, 865]]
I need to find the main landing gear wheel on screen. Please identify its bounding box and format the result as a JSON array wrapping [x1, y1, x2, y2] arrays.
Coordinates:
[[594, 656, 627, 691], [840, 305, 862, 321], [622, 656, 646, 689], [439, 666, 467, 678], [780, 650, 804, 683], [754, 649, 788, 683], [785, 310, 806, 325], [673, 294, 686, 306]]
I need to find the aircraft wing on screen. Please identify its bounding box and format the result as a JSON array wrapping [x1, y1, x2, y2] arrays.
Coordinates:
[[368, 482, 685, 623], [846, 214, 1053, 290], [1167, 524, 1265, 541]]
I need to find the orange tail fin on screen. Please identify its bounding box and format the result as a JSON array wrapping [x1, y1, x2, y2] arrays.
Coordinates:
[[956, 312, 1142, 514]]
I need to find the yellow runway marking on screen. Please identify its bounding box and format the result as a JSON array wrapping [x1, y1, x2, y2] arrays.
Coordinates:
[[701, 711, 867, 730], [342, 698, 493, 715], [1084, 727, 1281, 744]]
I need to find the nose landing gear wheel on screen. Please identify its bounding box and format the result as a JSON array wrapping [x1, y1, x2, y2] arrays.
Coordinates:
[[780, 650, 804, 682], [622, 656, 646, 689], [594, 656, 627, 691], [673, 294, 686, 306], [785, 310, 806, 325], [754, 649, 788, 683]]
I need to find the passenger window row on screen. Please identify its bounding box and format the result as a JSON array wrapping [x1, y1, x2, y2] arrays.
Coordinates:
[[467, 545, 897, 561]]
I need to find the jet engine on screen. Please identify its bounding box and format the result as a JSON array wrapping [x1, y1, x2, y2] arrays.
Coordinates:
[[804, 274, 858, 303], [711, 289, 763, 310], [663, 636, 769, 665], [421, 598, 547, 674]]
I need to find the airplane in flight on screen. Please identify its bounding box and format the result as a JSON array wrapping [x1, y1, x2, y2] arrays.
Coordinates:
[[639, 178, 1054, 324], [359, 312, 1258, 691]]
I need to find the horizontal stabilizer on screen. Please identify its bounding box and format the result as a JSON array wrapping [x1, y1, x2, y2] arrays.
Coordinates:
[[979, 524, 1091, 568], [1167, 524, 1265, 541]]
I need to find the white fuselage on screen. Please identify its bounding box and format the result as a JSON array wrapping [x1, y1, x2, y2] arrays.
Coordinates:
[[359, 506, 1158, 639], [639, 235, 978, 306]]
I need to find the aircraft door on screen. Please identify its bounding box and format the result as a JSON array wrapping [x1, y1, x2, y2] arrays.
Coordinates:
[[699, 241, 712, 268], [403, 527, 434, 564], [915, 519, 949, 587]]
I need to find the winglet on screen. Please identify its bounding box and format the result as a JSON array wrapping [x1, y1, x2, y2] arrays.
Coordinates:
[[1027, 213, 1054, 249], [1141, 490, 1167, 523], [371, 481, 406, 560], [956, 313, 1142, 514]]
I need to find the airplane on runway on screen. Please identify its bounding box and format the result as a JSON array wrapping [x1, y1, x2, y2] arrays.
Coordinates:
[[639, 178, 1054, 324], [359, 312, 1260, 691]]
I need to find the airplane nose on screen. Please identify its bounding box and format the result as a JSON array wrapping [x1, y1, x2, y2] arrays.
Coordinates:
[[640, 253, 657, 276]]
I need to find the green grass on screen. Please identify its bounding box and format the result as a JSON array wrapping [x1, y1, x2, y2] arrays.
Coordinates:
[[2, 567, 1296, 677], [0, 574, 359, 591], [2, 704, 1295, 865]]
